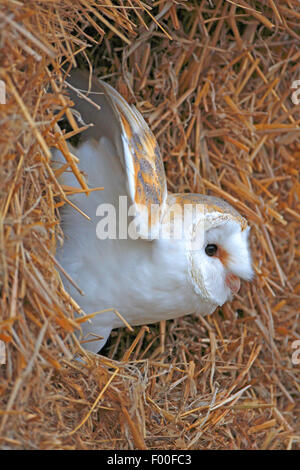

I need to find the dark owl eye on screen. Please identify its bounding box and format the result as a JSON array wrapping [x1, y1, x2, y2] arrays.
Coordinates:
[[205, 244, 218, 256]]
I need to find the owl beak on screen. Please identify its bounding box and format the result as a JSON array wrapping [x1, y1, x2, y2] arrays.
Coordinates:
[[225, 273, 240, 294]]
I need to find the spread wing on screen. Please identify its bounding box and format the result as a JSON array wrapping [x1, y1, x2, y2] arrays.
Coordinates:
[[64, 68, 168, 238]]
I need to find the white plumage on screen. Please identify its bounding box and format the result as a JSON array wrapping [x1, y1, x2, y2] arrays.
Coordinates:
[[54, 69, 253, 353]]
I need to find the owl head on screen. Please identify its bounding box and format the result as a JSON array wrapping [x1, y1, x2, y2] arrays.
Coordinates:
[[163, 193, 254, 313]]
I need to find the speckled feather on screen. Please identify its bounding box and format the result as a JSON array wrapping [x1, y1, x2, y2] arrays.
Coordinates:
[[64, 69, 167, 236]]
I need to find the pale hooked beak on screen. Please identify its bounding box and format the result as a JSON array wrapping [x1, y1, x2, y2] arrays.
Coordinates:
[[225, 273, 241, 294]]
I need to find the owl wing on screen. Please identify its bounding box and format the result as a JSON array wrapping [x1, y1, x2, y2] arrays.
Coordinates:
[[64, 68, 168, 239]]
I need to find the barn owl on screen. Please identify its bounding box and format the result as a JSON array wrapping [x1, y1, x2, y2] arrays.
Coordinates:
[[54, 69, 253, 353]]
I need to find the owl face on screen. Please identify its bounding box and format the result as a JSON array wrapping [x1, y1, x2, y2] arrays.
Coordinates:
[[188, 217, 253, 308]]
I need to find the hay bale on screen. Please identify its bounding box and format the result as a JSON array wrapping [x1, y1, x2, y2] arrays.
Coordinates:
[[0, 0, 299, 449]]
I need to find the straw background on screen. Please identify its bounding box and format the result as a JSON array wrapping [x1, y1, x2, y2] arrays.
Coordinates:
[[0, 0, 299, 449]]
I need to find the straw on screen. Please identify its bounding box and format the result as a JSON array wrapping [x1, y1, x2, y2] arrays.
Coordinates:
[[0, 0, 299, 450]]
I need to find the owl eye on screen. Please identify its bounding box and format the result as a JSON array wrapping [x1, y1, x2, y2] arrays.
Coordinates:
[[205, 244, 218, 256]]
